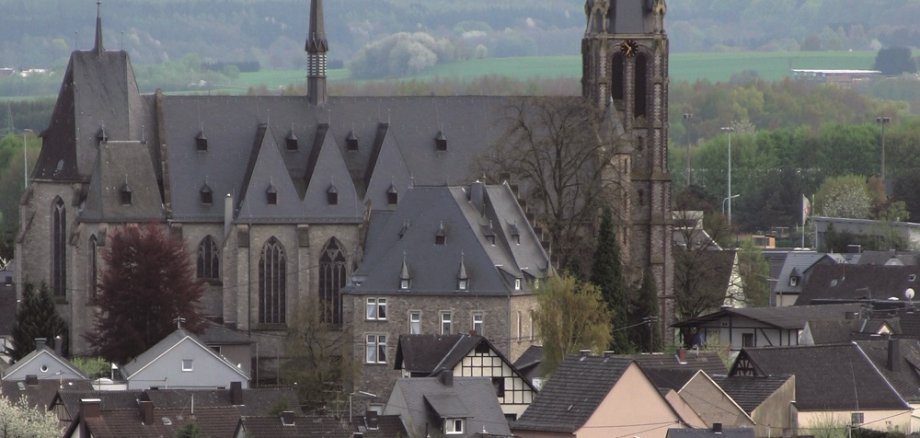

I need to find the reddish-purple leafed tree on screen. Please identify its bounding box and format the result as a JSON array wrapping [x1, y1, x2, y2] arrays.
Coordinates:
[[87, 223, 205, 364]]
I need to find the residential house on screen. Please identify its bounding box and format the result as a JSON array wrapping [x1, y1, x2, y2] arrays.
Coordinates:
[[672, 303, 864, 354], [854, 338, 920, 432], [644, 368, 753, 429], [394, 333, 537, 421], [797, 264, 920, 306], [730, 344, 912, 434], [511, 354, 687, 438], [773, 251, 841, 306], [50, 390, 144, 430], [1, 338, 88, 381], [799, 318, 896, 345], [350, 413, 410, 437], [344, 183, 550, 405], [624, 350, 728, 376], [712, 375, 796, 437], [0, 377, 92, 417], [120, 329, 249, 390], [384, 374, 512, 437], [197, 321, 253, 376], [512, 345, 543, 389]]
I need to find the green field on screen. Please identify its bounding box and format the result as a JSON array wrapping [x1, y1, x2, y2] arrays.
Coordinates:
[[230, 50, 878, 90]]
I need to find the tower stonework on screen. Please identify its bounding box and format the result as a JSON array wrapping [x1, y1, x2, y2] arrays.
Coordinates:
[[582, 0, 674, 330]]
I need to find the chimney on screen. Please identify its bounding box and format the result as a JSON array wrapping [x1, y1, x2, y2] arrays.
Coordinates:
[[79, 398, 102, 437], [230, 381, 243, 405], [224, 193, 233, 237], [603, 351, 616, 358], [712, 423, 723, 434], [470, 181, 485, 212], [437, 369, 453, 387], [579, 349, 592, 357], [280, 410, 296, 426], [888, 337, 902, 372], [678, 348, 687, 363], [34, 337, 47, 350], [139, 400, 154, 425]]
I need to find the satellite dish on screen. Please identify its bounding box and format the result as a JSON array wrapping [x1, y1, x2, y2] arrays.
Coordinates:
[[906, 288, 915, 301]]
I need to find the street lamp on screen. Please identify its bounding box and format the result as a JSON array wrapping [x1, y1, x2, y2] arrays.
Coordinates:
[[722, 194, 740, 217], [683, 112, 693, 186], [22, 129, 33, 189], [349, 390, 377, 424], [721, 126, 736, 225], [876, 116, 891, 184]]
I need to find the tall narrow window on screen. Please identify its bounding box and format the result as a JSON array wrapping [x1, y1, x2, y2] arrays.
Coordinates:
[[472, 312, 484, 335], [409, 311, 422, 335], [51, 197, 66, 297], [634, 53, 648, 117], [197, 236, 220, 280], [611, 53, 624, 100], [319, 238, 347, 325], [366, 334, 387, 364], [259, 237, 286, 324], [441, 311, 452, 335], [89, 235, 98, 301]]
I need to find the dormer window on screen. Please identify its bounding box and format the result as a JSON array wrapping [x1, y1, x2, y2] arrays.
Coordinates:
[[458, 278, 468, 290], [327, 185, 338, 205], [509, 223, 521, 245], [96, 127, 108, 144], [266, 184, 278, 205], [445, 418, 464, 434], [119, 183, 132, 205], [400, 278, 410, 290], [200, 184, 213, 205], [286, 132, 299, 151], [514, 278, 522, 291], [458, 253, 468, 290], [789, 276, 799, 287], [435, 131, 447, 151], [387, 185, 398, 205], [196, 131, 208, 151], [346, 131, 359, 151], [400, 254, 411, 290], [435, 222, 446, 245]]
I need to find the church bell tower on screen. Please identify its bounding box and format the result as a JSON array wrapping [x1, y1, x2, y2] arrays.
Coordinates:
[[582, 0, 674, 328]]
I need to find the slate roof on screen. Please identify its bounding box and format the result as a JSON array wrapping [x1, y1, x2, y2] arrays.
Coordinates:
[[854, 339, 920, 402], [0, 379, 93, 410], [387, 377, 511, 437], [513, 345, 544, 381], [798, 264, 920, 305], [54, 390, 145, 417], [643, 368, 700, 391], [346, 184, 550, 296], [761, 250, 789, 299], [619, 351, 728, 376], [72, 405, 246, 438], [802, 318, 897, 345], [197, 321, 252, 346], [773, 252, 836, 296], [351, 414, 409, 437], [711, 375, 792, 413], [856, 250, 920, 266], [731, 344, 910, 411], [120, 329, 249, 381], [512, 356, 634, 433], [673, 303, 865, 331], [667, 427, 755, 438], [144, 388, 301, 415], [395, 334, 483, 374], [236, 415, 349, 437]]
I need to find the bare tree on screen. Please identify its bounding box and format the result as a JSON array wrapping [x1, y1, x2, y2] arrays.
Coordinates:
[[672, 210, 736, 321], [476, 96, 626, 274]]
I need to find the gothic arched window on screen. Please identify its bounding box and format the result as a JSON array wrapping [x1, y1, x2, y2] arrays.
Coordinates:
[[319, 238, 347, 325], [197, 236, 220, 280], [611, 53, 624, 101], [51, 197, 66, 297], [89, 235, 98, 301], [259, 237, 286, 324], [634, 53, 648, 118]]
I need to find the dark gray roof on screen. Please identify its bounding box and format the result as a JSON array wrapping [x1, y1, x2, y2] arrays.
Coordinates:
[[197, 321, 252, 346], [351, 414, 409, 437], [673, 303, 865, 331], [237, 415, 349, 438], [346, 184, 550, 296], [53, 390, 145, 416], [856, 250, 920, 266], [513, 345, 544, 376], [80, 141, 165, 223], [761, 250, 789, 299], [774, 252, 836, 295], [144, 388, 301, 416], [798, 264, 920, 305], [643, 368, 699, 391], [731, 344, 909, 411], [803, 318, 898, 345], [1, 379, 93, 410], [667, 427, 755, 438], [395, 334, 482, 374], [387, 377, 511, 437], [512, 356, 634, 433], [619, 351, 728, 376], [854, 339, 920, 402], [711, 375, 792, 413]]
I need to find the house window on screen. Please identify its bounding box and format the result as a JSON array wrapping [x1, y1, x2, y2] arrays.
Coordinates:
[[181, 359, 194, 372], [346, 131, 359, 151], [514, 279, 522, 291], [435, 131, 448, 151], [458, 278, 468, 291], [851, 413, 864, 425], [472, 312, 484, 335], [258, 237, 286, 324], [387, 185, 398, 205], [286, 132, 298, 151], [441, 311, 452, 335], [409, 311, 422, 334], [790, 276, 799, 287], [400, 278, 410, 290], [365, 334, 387, 364], [197, 236, 220, 280], [445, 418, 464, 434], [366, 298, 388, 320], [742, 333, 755, 348], [51, 197, 66, 297], [89, 235, 98, 300], [319, 239, 347, 325], [491, 377, 505, 397]]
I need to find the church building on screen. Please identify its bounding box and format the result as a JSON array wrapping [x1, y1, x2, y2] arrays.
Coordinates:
[[15, 0, 672, 373]]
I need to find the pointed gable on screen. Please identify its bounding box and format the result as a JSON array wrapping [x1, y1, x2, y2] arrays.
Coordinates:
[[302, 125, 360, 221], [122, 329, 249, 390], [2, 347, 89, 382], [81, 141, 165, 222], [364, 128, 412, 210], [236, 126, 303, 222]]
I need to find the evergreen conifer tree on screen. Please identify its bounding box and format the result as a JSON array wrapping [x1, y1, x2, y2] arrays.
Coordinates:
[[630, 269, 661, 352], [7, 283, 68, 361], [590, 207, 631, 352]]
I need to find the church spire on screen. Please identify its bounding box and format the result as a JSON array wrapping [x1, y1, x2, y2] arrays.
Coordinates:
[[94, 0, 104, 54], [306, 0, 328, 105]]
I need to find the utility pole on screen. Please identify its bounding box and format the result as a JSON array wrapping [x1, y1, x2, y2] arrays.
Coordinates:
[[876, 116, 891, 186], [721, 126, 736, 226], [23, 129, 33, 189], [683, 112, 693, 186]]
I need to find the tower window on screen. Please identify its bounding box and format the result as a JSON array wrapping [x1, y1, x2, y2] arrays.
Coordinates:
[[196, 132, 208, 151], [327, 185, 338, 205], [634, 53, 648, 118]]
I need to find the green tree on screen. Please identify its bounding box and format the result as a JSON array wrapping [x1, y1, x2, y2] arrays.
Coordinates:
[[590, 207, 630, 352], [87, 224, 205, 364], [875, 46, 917, 76], [0, 394, 59, 437], [533, 275, 612, 376], [71, 357, 111, 380], [815, 175, 871, 219], [629, 269, 660, 353], [174, 423, 203, 438], [7, 283, 68, 361], [737, 240, 770, 307]]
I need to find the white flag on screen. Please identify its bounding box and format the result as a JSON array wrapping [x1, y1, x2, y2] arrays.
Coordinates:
[[802, 194, 811, 225]]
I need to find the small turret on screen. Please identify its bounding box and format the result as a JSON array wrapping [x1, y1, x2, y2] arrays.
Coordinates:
[[306, 0, 328, 105], [94, 1, 104, 54]]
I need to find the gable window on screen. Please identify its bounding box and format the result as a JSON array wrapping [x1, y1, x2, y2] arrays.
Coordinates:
[[435, 131, 448, 151], [258, 237, 286, 324], [742, 333, 755, 348], [319, 239, 347, 325], [409, 311, 422, 335], [266, 185, 278, 205], [89, 235, 98, 301], [436, 222, 446, 245], [327, 185, 338, 205], [851, 413, 864, 425], [366, 298, 388, 320], [472, 312, 484, 335], [400, 278, 410, 290], [197, 236, 220, 280], [51, 197, 67, 297], [441, 311, 452, 335], [458, 278, 468, 291], [445, 418, 464, 434], [181, 359, 194, 372], [365, 334, 387, 364]]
